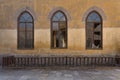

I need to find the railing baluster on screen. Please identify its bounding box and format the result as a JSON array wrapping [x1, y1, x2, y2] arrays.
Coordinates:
[[2, 56, 120, 68], [2, 57, 4, 68]]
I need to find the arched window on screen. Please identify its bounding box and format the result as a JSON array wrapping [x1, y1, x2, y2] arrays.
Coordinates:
[[86, 11, 102, 49], [51, 11, 67, 48], [18, 11, 34, 49]]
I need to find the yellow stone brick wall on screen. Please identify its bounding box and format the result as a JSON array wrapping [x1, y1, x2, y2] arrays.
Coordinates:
[[0, 0, 120, 55]]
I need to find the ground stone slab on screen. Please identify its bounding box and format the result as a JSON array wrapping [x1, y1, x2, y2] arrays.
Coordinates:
[[0, 67, 120, 80]]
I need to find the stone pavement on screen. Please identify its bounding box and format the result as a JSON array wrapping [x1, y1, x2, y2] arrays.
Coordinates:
[[0, 67, 120, 80]]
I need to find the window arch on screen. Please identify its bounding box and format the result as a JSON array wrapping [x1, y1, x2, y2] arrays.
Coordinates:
[[18, 11, 34, 49], [86, 11, 102, 49], [51, 11, 67, 48]]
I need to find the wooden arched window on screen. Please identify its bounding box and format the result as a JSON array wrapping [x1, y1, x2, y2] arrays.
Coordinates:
[[18, 11, 34, 49], [51, 11, 67, 48], [86, 11, 102, 49]]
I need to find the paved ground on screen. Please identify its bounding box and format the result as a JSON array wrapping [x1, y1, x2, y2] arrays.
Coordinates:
[[0, 67, 120, 80]]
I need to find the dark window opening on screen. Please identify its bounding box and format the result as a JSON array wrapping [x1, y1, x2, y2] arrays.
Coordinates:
[[18, 11, 34, 49], [86, 11, 102, 49], [51, 11, 67, 48]]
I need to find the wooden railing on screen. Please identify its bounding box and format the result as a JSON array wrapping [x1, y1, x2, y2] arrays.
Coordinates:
[[2, 56, 120, 68]]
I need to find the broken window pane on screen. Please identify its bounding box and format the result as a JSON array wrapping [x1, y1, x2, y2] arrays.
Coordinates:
[[51, 11, 67, 48], [52, 22, 59, 31], [86, 12, 102, 49]]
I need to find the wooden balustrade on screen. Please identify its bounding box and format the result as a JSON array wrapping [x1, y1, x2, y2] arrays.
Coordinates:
[[2, 56, 119, 68]]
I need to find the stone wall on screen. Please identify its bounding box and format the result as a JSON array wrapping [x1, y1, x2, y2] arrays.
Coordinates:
[[0, 0, 120, 55]]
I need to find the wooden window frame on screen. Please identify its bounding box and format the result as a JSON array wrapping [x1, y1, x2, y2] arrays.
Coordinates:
[[17, 11, 34, 50], [51, 10, 68, 49], [85, 11, 103, 50]]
